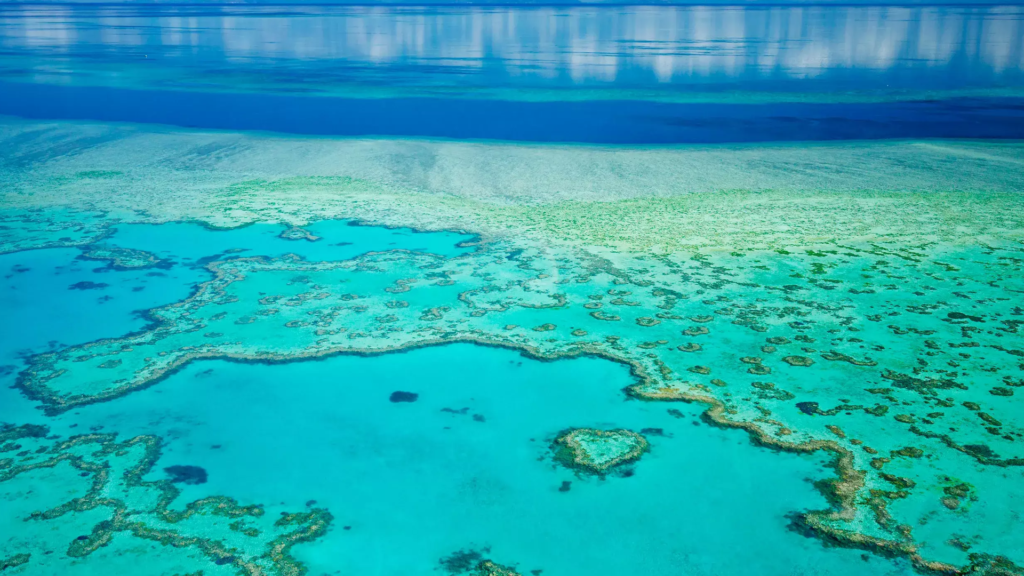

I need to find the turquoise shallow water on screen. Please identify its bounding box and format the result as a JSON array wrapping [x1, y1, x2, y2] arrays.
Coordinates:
[[60, 346, 910, 576], [0, 220, 473, 416], [0, 220, 472, 350], [0, 245, 202, 424], [107, 220, 476, 263], [0, 220, 920, 576]]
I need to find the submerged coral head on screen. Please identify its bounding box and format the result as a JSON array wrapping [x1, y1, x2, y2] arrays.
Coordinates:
[[164, 465, 208, 485], [390, 391, 419, 403]]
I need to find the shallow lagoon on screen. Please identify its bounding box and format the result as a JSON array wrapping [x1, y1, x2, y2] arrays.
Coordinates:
[[0, 219, 922, 576], [107, 220, 476, 262], [63, 345, 910, 576], [0, 220, 473, 422]]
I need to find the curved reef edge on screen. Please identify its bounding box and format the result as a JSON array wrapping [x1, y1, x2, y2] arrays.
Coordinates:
[[624, 384, 1022, 576], [0, 209, 483, 259], [16, 329, 1023, 575]]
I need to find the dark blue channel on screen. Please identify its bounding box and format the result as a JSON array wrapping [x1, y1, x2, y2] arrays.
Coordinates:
[[3, 82, 1024, 143]]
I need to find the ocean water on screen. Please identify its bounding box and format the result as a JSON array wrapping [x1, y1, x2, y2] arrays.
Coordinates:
[[2, 5, 1024, 143], [1, 4, 1023, 576]]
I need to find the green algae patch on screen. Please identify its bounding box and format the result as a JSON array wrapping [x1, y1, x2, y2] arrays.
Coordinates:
[[552, 428, 649, 475]]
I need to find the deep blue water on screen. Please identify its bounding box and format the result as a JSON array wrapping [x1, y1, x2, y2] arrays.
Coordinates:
[[4, 82, 1024, 142], [1, 4, 1023, 142]]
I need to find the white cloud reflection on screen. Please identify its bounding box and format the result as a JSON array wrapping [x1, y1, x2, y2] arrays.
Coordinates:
[[1, 5, 1022, 88]]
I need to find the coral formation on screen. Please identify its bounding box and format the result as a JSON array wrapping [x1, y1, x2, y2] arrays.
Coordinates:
[[552, 428, 649, 474]]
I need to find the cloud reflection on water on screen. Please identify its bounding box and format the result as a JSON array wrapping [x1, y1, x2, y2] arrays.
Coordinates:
[[1, 5, 1022, 92]]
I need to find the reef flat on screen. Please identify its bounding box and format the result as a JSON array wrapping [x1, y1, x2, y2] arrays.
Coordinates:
[[1, 118, 1024, 575], [4, 120, 1024, 254]]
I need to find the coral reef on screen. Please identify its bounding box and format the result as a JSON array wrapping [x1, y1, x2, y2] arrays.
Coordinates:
[[552, 428, 649, 474], [0, 424, 332, 576], [3, 120, 1024, 574]]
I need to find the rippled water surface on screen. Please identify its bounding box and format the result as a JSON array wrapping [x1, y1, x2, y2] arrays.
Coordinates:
[[2, 4, 1024, 95], [1, 5, 1024, 141]]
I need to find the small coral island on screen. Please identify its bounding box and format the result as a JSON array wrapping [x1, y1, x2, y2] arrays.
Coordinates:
[[552, 428, 649, 475]]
